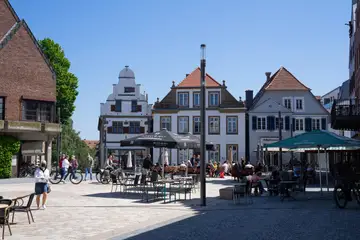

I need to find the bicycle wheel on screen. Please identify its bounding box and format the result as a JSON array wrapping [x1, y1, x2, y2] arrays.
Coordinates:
[[353, 184, 360, 205], [70, 171, 83, 184], [334, 184, 348, 209], [49, 171, 62, 184]]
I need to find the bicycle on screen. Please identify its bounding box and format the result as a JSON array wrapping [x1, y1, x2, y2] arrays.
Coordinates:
[[49, 168, 83, 184], [334, 179, 360, 209], [96, 167, 120, 184], [19, 163, 36, 178]]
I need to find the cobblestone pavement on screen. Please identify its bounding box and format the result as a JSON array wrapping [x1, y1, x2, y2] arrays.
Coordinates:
[[0, 177, 357, 240]]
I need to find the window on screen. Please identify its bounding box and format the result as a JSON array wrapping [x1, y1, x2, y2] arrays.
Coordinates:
[[178, 116, 189, 134], [112, 121, 123, 133], [283, 97, 292, 110], [193, 116, 201, 134], [0, 97, 4, 120], [295, 97, 304, 111], [208, 144, 220, 162], [131, 100, 137, 112], [178, 92, 189, 107], [275, 117, 284, 130], [193, 92, 200, 107], [209, 116, 220, 134], [178, 149, 193, 164], [257, 117, 266, 130], [22, 100, 54, 122], [312, 118, 321, 130], [115, 100, 122, 112], [124, 87, 135, 93], [295, 118, 304, 131], [226, 116, 238, 134], [226, 144, 238, 162], [160, 116, 171, 131], [129, 121, 140, 134], [209, 92, 220, 106]]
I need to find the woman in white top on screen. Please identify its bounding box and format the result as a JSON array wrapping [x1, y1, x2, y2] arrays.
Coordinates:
[[34, 160, 50, 210]]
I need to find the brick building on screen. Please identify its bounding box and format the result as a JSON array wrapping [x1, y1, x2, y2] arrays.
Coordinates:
[[0, 0, 60, 176]]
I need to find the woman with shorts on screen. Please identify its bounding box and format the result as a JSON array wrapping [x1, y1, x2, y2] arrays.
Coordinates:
[[34, 160, 50, 210]]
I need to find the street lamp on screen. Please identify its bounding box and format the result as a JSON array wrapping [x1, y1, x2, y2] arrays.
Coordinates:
[[200, 44, 206, 206]]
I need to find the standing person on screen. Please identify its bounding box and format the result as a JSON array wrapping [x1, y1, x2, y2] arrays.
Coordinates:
[[142, 154, 153, 176], [34, 160, 50, 210], [105, 154, 114, 171], [84, 154, 94, 181], [70, 155, 79, 177], [61, 156, 70, 183]]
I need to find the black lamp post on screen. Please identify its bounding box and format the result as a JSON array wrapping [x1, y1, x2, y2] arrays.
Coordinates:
[[200, 44, 206, 206]]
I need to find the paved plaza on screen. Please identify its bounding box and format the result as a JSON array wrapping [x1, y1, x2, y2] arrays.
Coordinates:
[[0, 177, 359, 240]]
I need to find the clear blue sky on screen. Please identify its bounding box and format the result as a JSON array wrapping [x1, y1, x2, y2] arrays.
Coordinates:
[[10, 0, 350, 140]]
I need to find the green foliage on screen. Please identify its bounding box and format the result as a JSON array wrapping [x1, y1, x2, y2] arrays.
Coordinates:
[[52, 120, 93, 170], [0, 136, 20, 178], [38, 38, 79, 124]]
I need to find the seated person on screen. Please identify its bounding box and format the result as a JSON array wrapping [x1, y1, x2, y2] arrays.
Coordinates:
[[250, 172, 266, 194]]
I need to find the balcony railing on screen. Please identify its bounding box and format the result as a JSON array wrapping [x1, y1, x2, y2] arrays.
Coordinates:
[[331, 99, 360, 130]]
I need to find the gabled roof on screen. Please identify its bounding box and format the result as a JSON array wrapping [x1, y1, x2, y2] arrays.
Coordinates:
[[0, 1, 56, 80], [264, 67, 310, 91], [177, 67, 221, 87], [250, 67, 310, 110], [251, 98, 293, 113]]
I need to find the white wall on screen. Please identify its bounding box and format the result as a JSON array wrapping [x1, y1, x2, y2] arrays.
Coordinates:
[[153, 110, 245, 165]]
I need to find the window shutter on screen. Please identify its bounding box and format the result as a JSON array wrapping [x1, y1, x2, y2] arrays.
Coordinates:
[[266, 116, 271, 130], [305, 118, 312, 132], [321, 118, 327, 130], [285, 116, 290, 130], [252, 116, 257, 130], [292, 118, 295, 131], [140, 126, 145, 133], [110, 105, 115, 112], [107, 127, 113, 134], [268, 116, 275, 131], [123, 127, 129, 134], [137, 105, 142, 112]]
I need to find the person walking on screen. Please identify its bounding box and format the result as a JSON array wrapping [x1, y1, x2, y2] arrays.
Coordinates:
[[61, 156, 70, 183], [70, 155, 79, 177], [34, 160, 50, 210], [85, 154, 94, 181]]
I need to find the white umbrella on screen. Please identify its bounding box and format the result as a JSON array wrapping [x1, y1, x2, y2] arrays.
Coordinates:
[[127, 151, 133, 168], [164, 150, 169, 165]]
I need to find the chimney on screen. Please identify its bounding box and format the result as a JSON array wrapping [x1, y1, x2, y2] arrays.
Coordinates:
[[222, 80, 226, 86], [156, 97, 159, 103], [245, 90, 253, 110], [186, 74, 189, 77], [172, 81, 175, 88], [146, 94, 148, 102], [265, 72, 271, 82]]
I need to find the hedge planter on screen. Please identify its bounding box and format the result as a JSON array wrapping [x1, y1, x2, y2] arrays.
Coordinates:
[[0, 136, 20, 178]]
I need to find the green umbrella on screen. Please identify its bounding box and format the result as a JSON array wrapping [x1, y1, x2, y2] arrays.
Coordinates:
[[264, 130, 360, 150]]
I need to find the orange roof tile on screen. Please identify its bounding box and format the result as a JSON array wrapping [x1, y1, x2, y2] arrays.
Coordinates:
[[177, 67, 221, 87], [265, 67, 309, 91]]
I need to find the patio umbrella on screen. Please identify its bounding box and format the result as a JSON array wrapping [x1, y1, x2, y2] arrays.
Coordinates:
[[127, 151, 133, 168]]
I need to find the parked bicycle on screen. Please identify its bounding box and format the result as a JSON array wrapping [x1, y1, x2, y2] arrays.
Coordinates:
[[96, 167, 120, 184], [19, 163, 36, 178], [49, 167, 83, 184]]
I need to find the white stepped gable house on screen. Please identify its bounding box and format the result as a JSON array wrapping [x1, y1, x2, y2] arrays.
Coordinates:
[[152, 67, 246, 165], [98, 66, 152, 166], [246, 67, 329, 167]]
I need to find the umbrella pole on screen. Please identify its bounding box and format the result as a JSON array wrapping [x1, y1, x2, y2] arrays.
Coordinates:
[[162, 148, 165, 179], [318, 147, 322, 195], [325, 148, 329, 192]]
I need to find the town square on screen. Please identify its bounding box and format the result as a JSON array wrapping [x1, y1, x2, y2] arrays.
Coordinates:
[[1, 0, 360, 239]]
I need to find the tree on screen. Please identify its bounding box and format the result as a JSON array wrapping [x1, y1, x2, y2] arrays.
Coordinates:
[[38, 38, 78, 124]]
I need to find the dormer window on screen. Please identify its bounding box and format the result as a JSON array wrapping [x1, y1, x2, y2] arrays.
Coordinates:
[[209, 92, 220, 107], [124, 87, 135, 93], [178, 92, 189, 107]]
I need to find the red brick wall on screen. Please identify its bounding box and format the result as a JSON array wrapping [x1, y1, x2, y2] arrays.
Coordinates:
[[0, 0, 17, 39], [0, 24, 56, 121]]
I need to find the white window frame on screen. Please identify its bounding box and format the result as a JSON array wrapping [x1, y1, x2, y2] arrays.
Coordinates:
[[275, 117, 284, 130], [178, 116, 189, 133], [312, 118, 321, 130], [226, 116, 238, 134], [178, 149, 193, 164], [283, 97, 292, 110], [178, 92, 189, 107], [208, 144, 220, 163], [193, 116, 201, 134], [209, 92, 220, 107], [294, 97, 305, 112], [193, 92, 200, 107], [160, 116, 171, 131], [209, 116, 220, 134], [295, 118, 304, 131], [257, 117, 266, 130]]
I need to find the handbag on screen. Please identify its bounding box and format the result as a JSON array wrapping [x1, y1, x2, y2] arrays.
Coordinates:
[[47, 184, 52, 193]]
